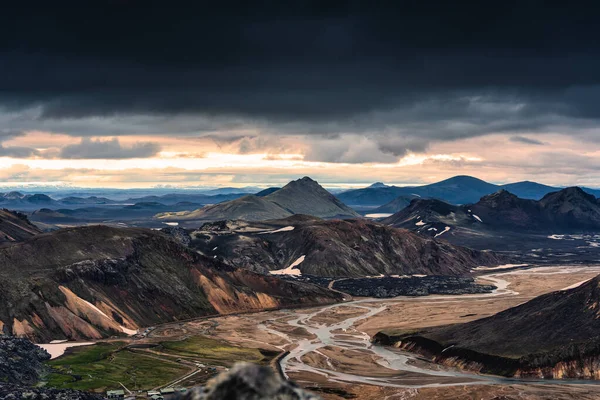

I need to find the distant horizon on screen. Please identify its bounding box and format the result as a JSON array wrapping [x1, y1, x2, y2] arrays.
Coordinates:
[[1, 174, 599, 192]]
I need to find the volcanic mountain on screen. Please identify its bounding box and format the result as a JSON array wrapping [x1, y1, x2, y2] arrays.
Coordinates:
[[374, 275, 600, 379], [156, 177, 359, 222], [0, 225, 342, 342], [383, 187, 600, 238], [189, 215, 505, 277]]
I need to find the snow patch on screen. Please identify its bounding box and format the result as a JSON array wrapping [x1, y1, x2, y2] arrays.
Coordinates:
[[164, 222, 179, 226], [472, 264, 528, 271], [37, 342, 95, 360], [259, 226, 295, 234], [434, 226, 451, 238], [472, 214, 483, 222], [270, 255, 306, 276], [365, 213, 392, 218], [415, 220, 425, 226]]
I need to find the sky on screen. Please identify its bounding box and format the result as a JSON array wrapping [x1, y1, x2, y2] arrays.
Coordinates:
[[2, 1, 600, 188]]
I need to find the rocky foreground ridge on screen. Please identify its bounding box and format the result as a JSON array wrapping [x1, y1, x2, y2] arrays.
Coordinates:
[[0, 336, 102, 400]]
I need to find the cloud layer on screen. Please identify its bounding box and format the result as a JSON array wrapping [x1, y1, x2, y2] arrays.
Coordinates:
[[0, 2, 598, 185]]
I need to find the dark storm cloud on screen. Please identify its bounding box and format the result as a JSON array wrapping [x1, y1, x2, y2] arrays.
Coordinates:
[[0, 146, 39, 158], [510, 136, 546, 145], [59, 138, 161, 159], [2, 0, 600, 155]]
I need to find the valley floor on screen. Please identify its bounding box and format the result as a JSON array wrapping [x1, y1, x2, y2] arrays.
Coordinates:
[[43, 264, 600, 399]]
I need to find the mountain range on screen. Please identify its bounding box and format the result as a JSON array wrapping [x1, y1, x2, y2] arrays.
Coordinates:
[[156, 177, 359, 222], [383, 187, 600, 238], [337, 175, 600, 207], [374, 275, 600, 379], [0, 225, 342, 342], [190, 215, 505, 277]]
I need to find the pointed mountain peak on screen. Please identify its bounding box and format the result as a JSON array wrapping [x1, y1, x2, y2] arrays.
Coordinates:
[[282, 176, 322, 190]]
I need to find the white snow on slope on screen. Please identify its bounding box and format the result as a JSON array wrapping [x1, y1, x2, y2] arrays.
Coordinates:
[[434, 226, 451, 238], [259, 226, 295, 234], [472, 214, 483, 222], [415, 220, 425, 226], [270, 255, 306, 276]]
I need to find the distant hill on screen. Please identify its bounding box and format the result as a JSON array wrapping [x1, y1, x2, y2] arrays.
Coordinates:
[[383, 187, 600, 238], [190, 215, 505, 277], [30, 202, 205, 224], [337, 175, 499, 206], [0, 226, 342, 342], [498, 181, 560, 199], [371, 195, 420, 214], [157, 177, 359, 222], [374, 275, 600, 379], [337, 175, 600, 207]]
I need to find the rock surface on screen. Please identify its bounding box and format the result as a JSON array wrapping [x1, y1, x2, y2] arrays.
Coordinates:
[[178, 363, 320, 400]]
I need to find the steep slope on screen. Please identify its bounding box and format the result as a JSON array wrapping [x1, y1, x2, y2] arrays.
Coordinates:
[[374, 275, 600, 379], [190, 216, 505, 277], [264, 177, 359, 218], [0, 226, 342, 342], [156, 177, 359, 222], [0, 209, 41, 244]]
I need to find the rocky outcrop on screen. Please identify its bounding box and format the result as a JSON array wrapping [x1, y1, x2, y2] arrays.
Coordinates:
[[0, 336, 102, 400], [179, 362, 320, 399], [0, 336, 50, 385], [0, 385, 103, 400]]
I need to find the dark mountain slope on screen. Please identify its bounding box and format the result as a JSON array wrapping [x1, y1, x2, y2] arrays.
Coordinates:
[[0, 226, 342, 342], [539, 187, 600, 229], [190, 216, 505, 278], [0, 209, 41, 245], [374, 276, 600, 379]]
